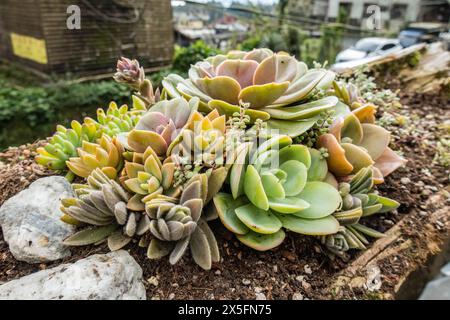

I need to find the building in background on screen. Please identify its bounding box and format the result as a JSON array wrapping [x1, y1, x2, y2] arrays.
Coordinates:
[[288, 0, 449, 32], [0, 0, 174, 76]]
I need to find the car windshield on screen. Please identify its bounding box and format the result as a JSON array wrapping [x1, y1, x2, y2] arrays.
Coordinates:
[[354, 39, 380, 53]]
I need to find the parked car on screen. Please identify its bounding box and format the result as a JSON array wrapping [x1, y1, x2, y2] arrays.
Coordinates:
[[335, 37, 402, 63], [399, 23, 446, 47]]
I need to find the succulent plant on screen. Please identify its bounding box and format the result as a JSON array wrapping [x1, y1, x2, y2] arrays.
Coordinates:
[[171, 108, 227, 168], [120, 146, 178, 210], [66, 135, 124, 178], [114, 57, 160, 106], [332, 80, 364, 109], [162, 49, 338, 136], [36, 120, 101, 171], [61, 168, 151, 251], [84, 96, 147, 138], [124, 97, 199, 155], [317, 104, 407, 183], [213, 135, 342, 251], [321, 166, 400, 258], [146, 176, 219, 270]]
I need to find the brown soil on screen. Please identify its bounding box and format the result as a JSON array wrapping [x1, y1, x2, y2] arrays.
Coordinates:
[[0, 87, 449, 299]]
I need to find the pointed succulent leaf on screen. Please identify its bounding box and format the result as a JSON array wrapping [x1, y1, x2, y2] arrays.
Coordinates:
[[147, 238, 174, 259], [63, 224, 118, 246], [244, 165, 269, 210], [189, 227, 212, 270]]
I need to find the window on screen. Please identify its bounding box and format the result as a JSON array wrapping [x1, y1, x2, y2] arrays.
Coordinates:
[[391, 4, 408, 20], [381, 43, 397, 51]]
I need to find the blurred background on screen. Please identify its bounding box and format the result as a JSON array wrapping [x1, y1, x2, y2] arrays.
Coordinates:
[[0, 0, 449, 149]]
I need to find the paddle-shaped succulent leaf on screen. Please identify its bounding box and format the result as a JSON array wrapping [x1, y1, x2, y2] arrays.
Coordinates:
[[62, 168, 151, 251], [214, 136, 341, 251], [317, 104, 406, 182], [66, 135, 124, 178], [162, 48, 337, 135], [321, 166, 400, 258], [125, 97, 198, 155], [36, 120, 101, 171], [146, 177, 219, 270]]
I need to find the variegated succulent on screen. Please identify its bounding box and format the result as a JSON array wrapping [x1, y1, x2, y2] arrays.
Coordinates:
[[120, 146, 178, 210], [36, 120, 101, 171], [171, 108, 227, 168], [124, 97, 198, 155], [317, 104, 407, 183], [146, 176, 219, 270], [61, 168, 151, 251], [321, 166, 399, 258], [162, 49, 338, 136], [214, 135, 342, 251], [66, 135, 124, 178]]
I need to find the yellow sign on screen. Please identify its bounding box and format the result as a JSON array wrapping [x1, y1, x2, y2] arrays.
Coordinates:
[[10, 33, 48, 64]]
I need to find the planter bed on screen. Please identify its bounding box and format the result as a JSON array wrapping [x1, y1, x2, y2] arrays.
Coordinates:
[[1, 87, 448, 299]]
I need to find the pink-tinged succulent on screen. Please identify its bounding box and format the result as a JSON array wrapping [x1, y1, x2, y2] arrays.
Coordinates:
[[162, 49, 337, 136], [114, 57, 145, 89], [317, 104, 407, 183], [123, 97, 199, 156]]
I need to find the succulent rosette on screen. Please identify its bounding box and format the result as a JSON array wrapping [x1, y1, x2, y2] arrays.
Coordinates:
[[213, 135, 342, 251], [66, 135, 124, 179], [120, 146, 178, 210], [124, 97, 199, 155], [317, 104, 407, 183], [36, 120, 101, 171], [162, 49, 338, 136], [145, 176, 219, 270], [322, 166, 399, 257], [61, 168, 151, 251]]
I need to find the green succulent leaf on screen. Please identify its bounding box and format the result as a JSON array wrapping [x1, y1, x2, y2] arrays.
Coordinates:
[[63, 224, 118, 246], [293, 182, 342, 219], [268, 197, 310, 214], [277, 214, 339, 235], [213, 193, 250, 235], [244, 165, 269, 210], [307, 148, 328, 181], [265, 118, 318, 137], [235, 203, 282, 234], [236, 229, 286, 251], [377, 196, 400, 213]]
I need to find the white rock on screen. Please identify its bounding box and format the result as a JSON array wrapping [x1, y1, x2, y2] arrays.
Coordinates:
[[441, 262, 450, 277], [292, 292, 304, 300], [419, 277, 450, 300], [0, 250, 146, 300], [255, 292, 266, 300], [0, 176, 75, 263]]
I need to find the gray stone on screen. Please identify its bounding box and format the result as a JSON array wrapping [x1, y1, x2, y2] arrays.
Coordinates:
[[0, 251, 146, 300], [0, 176, 75, 263], [441, 262, 450, 277], [419, 276, 450, 300]]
